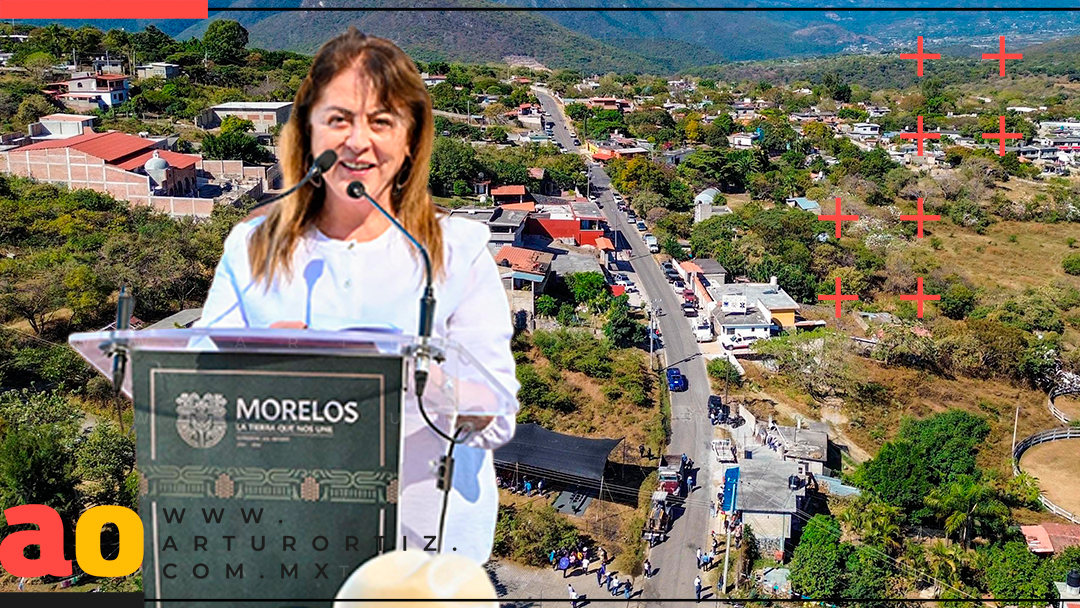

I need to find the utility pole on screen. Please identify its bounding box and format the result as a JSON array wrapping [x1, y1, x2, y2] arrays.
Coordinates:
[[1011, 405, 1020, 454]]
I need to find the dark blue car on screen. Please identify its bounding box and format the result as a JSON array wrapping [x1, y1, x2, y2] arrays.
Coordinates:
[[666, 367, 681, 381], [668, 374, 687, 392]]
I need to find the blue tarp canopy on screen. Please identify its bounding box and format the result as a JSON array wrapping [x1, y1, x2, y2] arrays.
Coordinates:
[[721, 467, 740, 512]]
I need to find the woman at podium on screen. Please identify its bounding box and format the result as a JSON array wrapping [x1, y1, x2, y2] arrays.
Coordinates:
[[193, 28, 520, 565]]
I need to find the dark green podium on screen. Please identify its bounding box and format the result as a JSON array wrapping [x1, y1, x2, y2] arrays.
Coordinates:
[[69, 327, 515, 608]]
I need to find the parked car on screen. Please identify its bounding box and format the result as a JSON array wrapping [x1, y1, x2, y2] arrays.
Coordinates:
[[721, 334, 752, 351], [636, 221, 647, 232], [672, 280, 685, 291], [627, 212, 637, 222], [667, 374, 688, 392], [666, 367, 681, 381], [682, 302, 698, 317], [573, 138, 581, 145], [661, 261, 675, 272]]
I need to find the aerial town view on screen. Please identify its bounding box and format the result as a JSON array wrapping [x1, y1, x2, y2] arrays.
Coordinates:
[[1, 1, 1080, 605]]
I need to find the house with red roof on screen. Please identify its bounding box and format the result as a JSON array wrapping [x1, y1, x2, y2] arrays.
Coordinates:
[[493, 244, 554, 330], [0, 130, 245, 217], [526, 196, 606, 247], [491, 184, 527, 205]]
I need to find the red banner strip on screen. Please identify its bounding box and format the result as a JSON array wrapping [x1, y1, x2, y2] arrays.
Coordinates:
[[0, 0, 208, 19]]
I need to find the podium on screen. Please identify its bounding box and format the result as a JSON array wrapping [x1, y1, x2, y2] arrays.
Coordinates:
[[69, 327, 515, 608]]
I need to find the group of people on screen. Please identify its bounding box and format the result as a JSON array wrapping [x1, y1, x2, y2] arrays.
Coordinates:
[[496, 475, 545, 497], [695, 546, 716, 571], [558, 544, 644, 606], [549, 543, 603, 579]]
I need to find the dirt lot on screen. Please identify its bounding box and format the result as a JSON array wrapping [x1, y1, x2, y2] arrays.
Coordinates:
[[1020, 438, 1080, 518]]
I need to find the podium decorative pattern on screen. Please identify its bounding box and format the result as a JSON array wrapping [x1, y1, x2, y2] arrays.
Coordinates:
[[139, 465, 397, 505]]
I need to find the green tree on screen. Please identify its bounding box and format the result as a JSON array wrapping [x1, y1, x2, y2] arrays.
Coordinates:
[[200, 130, 270, 164], [940, 283, 977, 320], [535, 294, 558, 316], [132, 25, 176, 63], [706, 357, 742, 388], [429, 137, 479, 196], [220, 115, 255, 134], [854, 441, 934, 520], [844, 546, 892, 607], [981, 541, 1054, 606], [0, 261, 66, 335], [564, 272, 607, 307], [604, 296, 648, 348], [0, 425, 81, 551], [75, 421, 136, 508], [493, 502, 580, 566], [202, 20, 249, 65], [838, 494, 903, 555], [14, 94, 54, 127], [925, 476, 1008, 548], [789, 515, 849, 598]]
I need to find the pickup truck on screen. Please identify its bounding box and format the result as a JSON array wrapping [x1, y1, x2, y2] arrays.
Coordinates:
[[644, 234, 659, 253]]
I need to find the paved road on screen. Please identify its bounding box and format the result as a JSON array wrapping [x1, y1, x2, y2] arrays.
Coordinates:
[[535, 89, 717, 602]]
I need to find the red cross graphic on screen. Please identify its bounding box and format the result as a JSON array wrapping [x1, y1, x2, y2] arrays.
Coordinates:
[[818, 197, 859, 239], [818, 276, 859, 319], [899, 116, 940, 156], [900, 36, 940, 77], [900, 277, 940, 318], [983, 115, 1024, 156], [982, 36, 1023, 77], [899, 197, 940, 238]]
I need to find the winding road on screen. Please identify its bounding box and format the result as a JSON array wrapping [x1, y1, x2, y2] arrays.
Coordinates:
[[535, 88, 719, 602]]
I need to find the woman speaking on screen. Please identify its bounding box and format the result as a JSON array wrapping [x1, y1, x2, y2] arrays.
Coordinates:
[[194, 28, 520, 565]]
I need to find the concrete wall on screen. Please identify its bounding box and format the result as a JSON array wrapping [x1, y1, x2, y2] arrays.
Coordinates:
[[743, 512, 790, 555], [0, 147, 223, 218], [0, 147, 151, 201], [505, 289, 534, 331]]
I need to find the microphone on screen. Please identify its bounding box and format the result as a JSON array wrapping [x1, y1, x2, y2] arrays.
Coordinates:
[[249, 149, 338, 211], [345, 180, 437, 399], [111, 283, 135, 395]]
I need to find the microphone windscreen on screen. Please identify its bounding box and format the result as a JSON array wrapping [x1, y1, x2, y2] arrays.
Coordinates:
[[314, 149, 339, 175], [347, 180, 367, 199]]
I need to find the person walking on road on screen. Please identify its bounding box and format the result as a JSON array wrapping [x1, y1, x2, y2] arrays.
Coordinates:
[[644, 559, 652, 579], [597, 562, 606, 586], [609, 574, 619, 596], [624, 578, 633, 600], [582, 555, 590, 576], [694, 575, 702, 602], [568, 583, 579, 608], [696, 547, 703, 569]]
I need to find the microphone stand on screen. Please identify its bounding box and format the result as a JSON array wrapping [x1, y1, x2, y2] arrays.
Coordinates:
[[345, 181, 469, 555], [107, 284, 135, 433], [248, 150, 338, 212]]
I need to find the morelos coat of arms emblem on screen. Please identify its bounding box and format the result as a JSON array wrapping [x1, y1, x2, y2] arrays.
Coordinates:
[[175, 392, 228, 448]]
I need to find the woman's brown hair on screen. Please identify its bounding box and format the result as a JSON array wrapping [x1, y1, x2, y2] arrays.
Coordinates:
[[248, 27, 443, 286]]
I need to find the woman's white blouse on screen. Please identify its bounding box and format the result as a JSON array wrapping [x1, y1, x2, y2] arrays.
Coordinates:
[[194, 214, 520, 564]]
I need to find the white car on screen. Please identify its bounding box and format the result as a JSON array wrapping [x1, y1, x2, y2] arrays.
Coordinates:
[[721, 334, 753, 350]]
